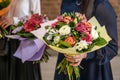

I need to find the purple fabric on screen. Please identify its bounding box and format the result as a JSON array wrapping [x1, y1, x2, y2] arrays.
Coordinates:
[[14, 39, 45, 62], [12, 26, 23, 33]]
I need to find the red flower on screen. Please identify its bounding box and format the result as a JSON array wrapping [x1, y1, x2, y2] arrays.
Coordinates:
[[31, 14, 44, 25], [23, 14, 44, 32]]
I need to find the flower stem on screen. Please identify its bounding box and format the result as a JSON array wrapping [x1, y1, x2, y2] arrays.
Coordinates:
[[57, 58, 80, 80]]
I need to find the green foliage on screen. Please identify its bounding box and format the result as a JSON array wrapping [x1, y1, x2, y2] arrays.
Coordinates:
[[95, 37, 107, 46], [56, 22, 65, 30], [58, 40, 72, 48], [57, 58, 80, 80], [17, 21, 23, 26], [68, 22, 75, 27], [0, 26, 8, 39], [16, 31, 35, 40], [62, 12, 75, 18], [0, 0, 10, 10]]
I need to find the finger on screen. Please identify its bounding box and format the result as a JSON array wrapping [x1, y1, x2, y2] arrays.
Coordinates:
[[0, 19, 7, 27], [71, 57, 83, 66], [1, 19, 13, 29], [72, 54, 81, 59], [66, 57, 82, 63], [64, 54, 73, 59], [3, 23, 10, 29], [1, 21, 8, 27], [66, 58, 75, 63], [70, 61, 80, 67]]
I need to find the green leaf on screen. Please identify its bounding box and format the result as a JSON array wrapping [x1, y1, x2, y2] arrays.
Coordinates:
[[58, 22, 65, 27], [0, 0, 10, 10], [17, 21, 23, 26], [56, 22, 65, 30], [95, 37, 107, 46], [16, 32, 35, 40], [10, 25, 17, 30], [58, 40, 72, 48], [69, 22, 75, 27], [45, 26, 50, 30], [73, 66, 80, 79]]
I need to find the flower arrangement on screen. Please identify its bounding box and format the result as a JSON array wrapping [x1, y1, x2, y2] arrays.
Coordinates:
[[11, 14, 44, 39], [7, 14, 49, 63], [43, 12, 107, 53], [39, 13, 110, 80], [31, 12, 111, 80]]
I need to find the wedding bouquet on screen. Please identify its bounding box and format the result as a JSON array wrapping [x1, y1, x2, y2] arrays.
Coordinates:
[[31, 12, 111, 80], [7, 14, 49, 62]]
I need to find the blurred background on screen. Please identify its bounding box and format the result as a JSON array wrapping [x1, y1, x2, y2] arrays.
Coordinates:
[[40, 0, 120, 80]]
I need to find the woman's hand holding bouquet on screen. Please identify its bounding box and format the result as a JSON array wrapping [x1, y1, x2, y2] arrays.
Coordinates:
[[65, 53, 87, 67]]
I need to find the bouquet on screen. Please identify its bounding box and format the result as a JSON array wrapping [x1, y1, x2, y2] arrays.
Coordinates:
[[0, 0, 12, 39], [7, 14, 49, 62], [31, 12, 111, 80], [0, 0, 12, 16]]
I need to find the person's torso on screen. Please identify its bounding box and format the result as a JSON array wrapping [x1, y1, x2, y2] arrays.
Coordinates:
[[12, 0, 31, 17]]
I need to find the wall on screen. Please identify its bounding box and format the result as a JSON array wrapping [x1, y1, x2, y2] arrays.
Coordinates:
[[41, 0, 120, 53]]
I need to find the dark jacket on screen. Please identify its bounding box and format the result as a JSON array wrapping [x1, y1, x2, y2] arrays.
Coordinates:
[[54, 0, 118, 80]]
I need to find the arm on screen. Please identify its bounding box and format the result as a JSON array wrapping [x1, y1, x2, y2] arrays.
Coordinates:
[[86, 0, 118, 65]]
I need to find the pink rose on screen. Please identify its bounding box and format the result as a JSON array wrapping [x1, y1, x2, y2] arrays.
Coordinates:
[[75, 23, 87, 33], [81, 14, 87, 23], [57, 16, 64, 21], [51, 21, 59, 28], [81, 32, 92, 44]]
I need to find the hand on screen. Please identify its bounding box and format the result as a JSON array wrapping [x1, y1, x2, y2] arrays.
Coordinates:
[[0, 16, 13, 29], [64, 53, 87, 66]]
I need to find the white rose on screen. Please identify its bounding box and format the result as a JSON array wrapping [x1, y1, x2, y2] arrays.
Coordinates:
[[91, 26, 99, 40], [59, 25, 71, 35], [74, 40, 88, 51], [54, 36, 60, 44]]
